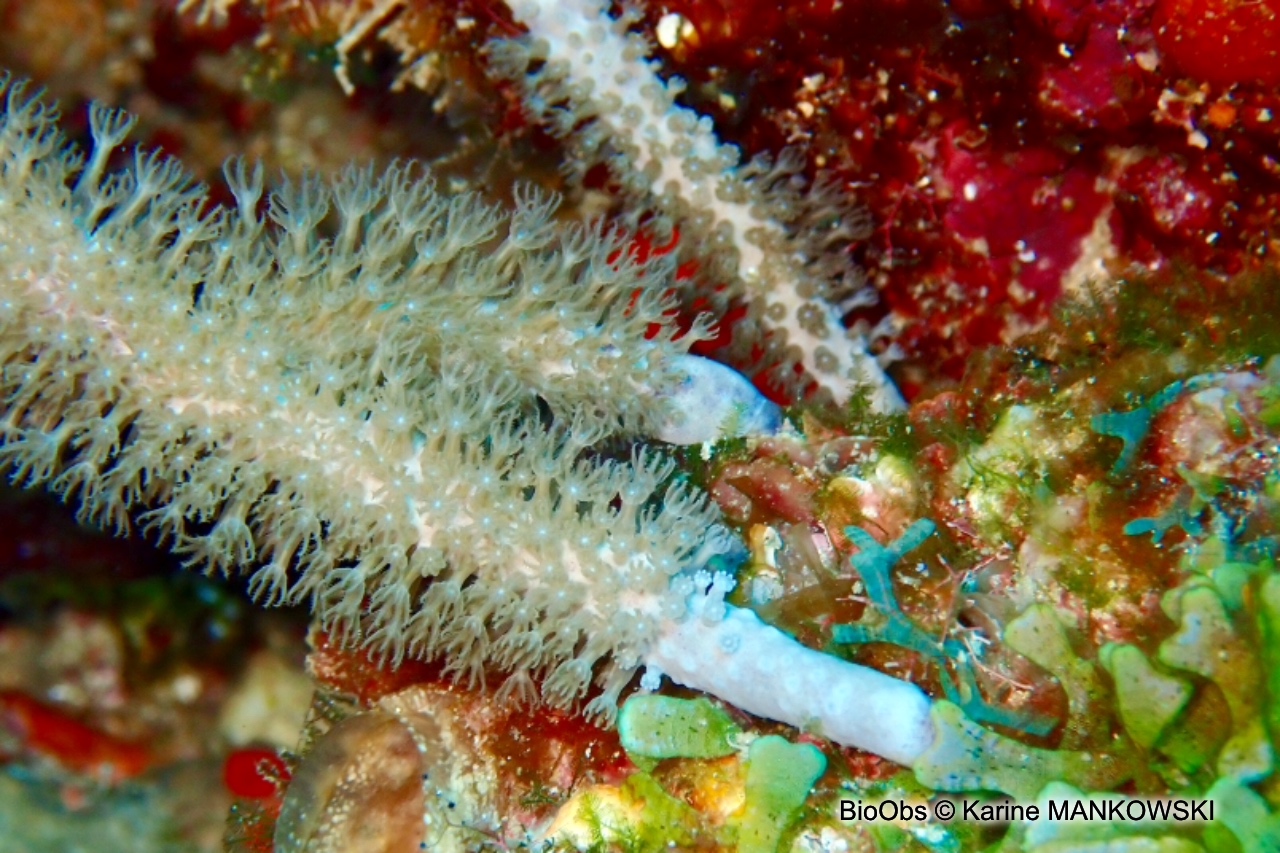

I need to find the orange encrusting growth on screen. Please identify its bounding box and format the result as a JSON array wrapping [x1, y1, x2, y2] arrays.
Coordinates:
[[0, 690, 153, 782]]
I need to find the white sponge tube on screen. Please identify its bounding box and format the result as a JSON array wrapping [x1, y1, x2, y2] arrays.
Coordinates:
[[646, 601, 936, 766]]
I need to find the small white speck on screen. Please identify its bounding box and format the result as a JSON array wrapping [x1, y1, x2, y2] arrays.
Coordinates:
[[172, 673, 202, 702], [655, 13, 684, 48]]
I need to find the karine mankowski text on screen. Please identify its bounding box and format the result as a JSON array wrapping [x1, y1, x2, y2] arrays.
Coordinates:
[[841, 796, 1215, 824]]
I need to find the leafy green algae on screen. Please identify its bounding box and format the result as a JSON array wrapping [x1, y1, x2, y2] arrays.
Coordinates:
[[1100, 644, 1194, 752], [736, 737, 827, 853], [618, 695, 742, 761]]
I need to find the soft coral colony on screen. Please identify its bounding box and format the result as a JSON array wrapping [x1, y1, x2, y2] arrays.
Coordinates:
[[0, 12, 933, 812], [2, 0, 1280, 851]]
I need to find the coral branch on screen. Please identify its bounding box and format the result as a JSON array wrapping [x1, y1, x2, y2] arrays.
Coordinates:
[[492, 0, 904, 409], [649, 592, 936, 765]]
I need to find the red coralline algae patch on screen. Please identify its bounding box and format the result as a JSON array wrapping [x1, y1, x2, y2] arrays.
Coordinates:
[[1034, 7, 1162, 132], [908, 126, 1115, 355], [640, 0, 1280, 385], [1155, 0, 1280, 86], [1115, 153, 1222, 247]]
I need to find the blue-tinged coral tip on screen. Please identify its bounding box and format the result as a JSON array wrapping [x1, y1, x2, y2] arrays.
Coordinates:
[[652, 355, 782, 445]]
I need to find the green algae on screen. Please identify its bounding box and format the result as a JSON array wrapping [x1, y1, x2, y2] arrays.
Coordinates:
[[836, 520, 1054, 736], [912, 701, 1132, 801], [1159, 586, 1262, 733], [1019, 782, 1204, 852], [613, 697, 836, 853], [1005, 605, 1108, 750], [736, 736, 826, 853], [1100, 644, 1194, 752], [1092, 376, 1221, 477], [618, 695, 742, 761], [1258, 575, 1280, 757], [620, 772, 706, 852], [832, 520, 948, 661], [1204, 777, 1280, 853]]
